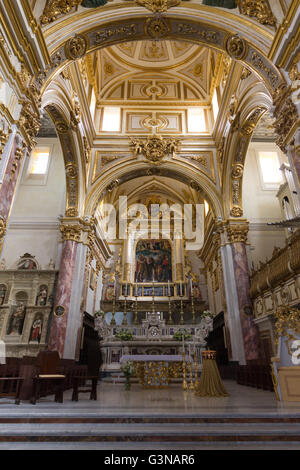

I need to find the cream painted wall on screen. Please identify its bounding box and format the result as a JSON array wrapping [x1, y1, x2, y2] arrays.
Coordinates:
[[243, 141, 288, 268], [1, 138, 66, 269]]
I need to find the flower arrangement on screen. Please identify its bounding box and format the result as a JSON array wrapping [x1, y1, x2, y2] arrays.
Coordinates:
[[202, 310, 213, 318], [120, 361, 134, 390], [114, 329, 134, 341], [94, 310, 105, 318], [173, 329, 192, 341]]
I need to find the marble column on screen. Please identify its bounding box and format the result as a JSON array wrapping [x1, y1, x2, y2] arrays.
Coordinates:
[[227, 223, 261, 362], [0, 132, 26, 255], [48, 239, 78, 357]]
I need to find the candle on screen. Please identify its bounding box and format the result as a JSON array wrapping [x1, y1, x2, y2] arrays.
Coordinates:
[[125, 282, 127, 296], [168, 280, 170, 296], [136, 282, 138, 297], [189, 343, 191, 359], [182, 334, 185, 354], [190, 278, 192, 293], [180, 281, 183, 296]]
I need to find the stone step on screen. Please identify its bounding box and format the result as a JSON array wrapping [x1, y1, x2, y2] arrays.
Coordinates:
[[0, 420, 299, 443]]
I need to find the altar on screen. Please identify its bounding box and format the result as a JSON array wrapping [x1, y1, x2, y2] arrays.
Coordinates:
[[95, 311, 213, 375], [120, 354, 192, 388]]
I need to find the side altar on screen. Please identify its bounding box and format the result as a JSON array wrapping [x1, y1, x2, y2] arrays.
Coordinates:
[[94, 311, 213, 372]]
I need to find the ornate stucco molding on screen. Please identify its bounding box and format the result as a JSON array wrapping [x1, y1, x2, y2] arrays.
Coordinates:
[[40, 0, 82, 25], [237, 0, 277, 27], [130, 135, 181, 165], [0, 216, 7, 242], [272, 86, 299, 152], [10, 142, 27, 180], [225, 222, 249, 244], [135, 0, 180, 13]]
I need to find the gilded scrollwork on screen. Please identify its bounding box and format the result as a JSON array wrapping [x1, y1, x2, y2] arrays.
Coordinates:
[[237, 0, 276, 27], [40, 0, 82, 25], [135, 0, 180, 13], [130, 135, 180, 165], [226, 223, 249, 244], [230, 206, 243, 218], [274, 306, 300, 347]]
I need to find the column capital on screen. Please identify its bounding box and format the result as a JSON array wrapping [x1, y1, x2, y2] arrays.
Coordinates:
[[0, 216, 7, 241], [59, 217, 95, 243], [223, 220, 249, 244]]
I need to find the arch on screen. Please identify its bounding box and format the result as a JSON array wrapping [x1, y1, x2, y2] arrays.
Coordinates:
[[42, 81, 87, 217], [35, 8, 283, 97], [222, 79, 273, 218], [85, 159, 224, 219]]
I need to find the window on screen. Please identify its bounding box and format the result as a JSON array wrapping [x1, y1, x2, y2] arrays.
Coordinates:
[[258, 151, 282, 185], [28, 147, 50, 175], [212, 89, 219, 123], [102, 107, 121, 132], [187, 107, 206, 133], [90, 87, 96, 119], [204, 200, 210, 217]]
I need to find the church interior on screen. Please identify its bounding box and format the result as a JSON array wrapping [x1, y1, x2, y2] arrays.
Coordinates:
[[0, 0, 299, 450]]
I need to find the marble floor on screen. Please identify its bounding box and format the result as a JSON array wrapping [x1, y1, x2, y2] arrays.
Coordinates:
[[0, 381, 300, 450], [0, 380, 299, 417]]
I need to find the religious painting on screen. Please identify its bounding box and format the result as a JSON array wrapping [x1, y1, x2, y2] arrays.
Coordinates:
[[0, 284, 7, 306], [35, 285, 48, 306], [29, 314, 43, 343], [135, 239, 172, 282], [6, 302, 26, 335], [17, 254, 37, 270], [104, 284, 115, 301]]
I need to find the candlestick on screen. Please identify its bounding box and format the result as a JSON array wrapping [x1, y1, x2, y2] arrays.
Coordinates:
[[167, 290, 172, 325], [111, 293, 116, 326], [193, 350, 199, 389], [188, 359, 194, 391], [191, 284, 196, 324], [134, 288, 138, 325], [122, 293, 128, 326], [182, 350, 188, 391]]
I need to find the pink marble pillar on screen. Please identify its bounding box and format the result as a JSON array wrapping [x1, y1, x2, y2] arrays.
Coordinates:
[[0, 136, 20, 221], [48, 240, 78, 357], [231, 242, 261, 362]]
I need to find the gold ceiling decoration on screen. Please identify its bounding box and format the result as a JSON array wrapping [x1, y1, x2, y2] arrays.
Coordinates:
[[237, 0, 276, 27], [130, 135, 181, 165], [135, 0, 181, 13], [145, 17, 170, 39], [40, 0, 82, 25]]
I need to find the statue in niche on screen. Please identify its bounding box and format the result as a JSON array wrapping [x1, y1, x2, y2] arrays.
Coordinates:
[[6, 303, 26, 335], [36, 285, 48, 306], [0, 284, 6, 306], [0, 258, 6, 270], [29, 314, 43, 343]]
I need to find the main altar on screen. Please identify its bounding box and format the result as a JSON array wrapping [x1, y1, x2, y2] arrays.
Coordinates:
[[95, 237, 212, 377], [95, 309, 213, 373]]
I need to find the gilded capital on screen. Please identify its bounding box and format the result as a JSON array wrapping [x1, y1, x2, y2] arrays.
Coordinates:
[[226, 222, 249, 244], [0, 217, 7, 241]]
